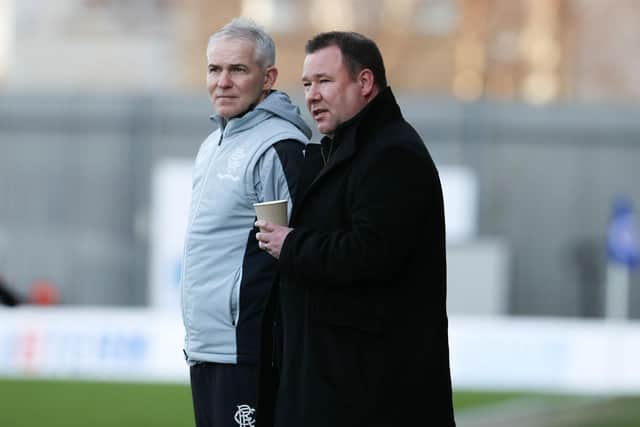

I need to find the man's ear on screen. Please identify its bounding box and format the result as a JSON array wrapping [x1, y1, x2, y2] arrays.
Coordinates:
[[263, 66, 278, 91], [358, 69, 375, 97]]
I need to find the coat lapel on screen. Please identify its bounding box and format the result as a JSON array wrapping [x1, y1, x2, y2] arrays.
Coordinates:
[[291, 88, 401, 222], [313, 133, 357, 185], [290, 137, 357, 223]]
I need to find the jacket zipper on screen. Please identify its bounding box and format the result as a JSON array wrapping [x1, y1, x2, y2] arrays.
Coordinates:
[[182, 128, 226, 353]]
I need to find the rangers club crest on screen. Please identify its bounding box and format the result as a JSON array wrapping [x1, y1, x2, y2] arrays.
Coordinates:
[[234, 404, 256, 427]]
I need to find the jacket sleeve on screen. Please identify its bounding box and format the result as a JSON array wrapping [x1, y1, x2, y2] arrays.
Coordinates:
[[253, 139, 305, 218], [279, 144, 443, 287]]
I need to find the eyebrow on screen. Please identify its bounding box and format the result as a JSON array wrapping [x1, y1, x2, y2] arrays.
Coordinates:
[[208, 62, 249, 68], [301, 72, 330, 81]]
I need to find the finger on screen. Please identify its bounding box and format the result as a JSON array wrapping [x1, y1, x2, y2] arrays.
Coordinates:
[[255, 220, 275, 232]]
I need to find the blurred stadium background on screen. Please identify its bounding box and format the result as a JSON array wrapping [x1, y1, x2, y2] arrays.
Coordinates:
[[1, 0, 640, 426]]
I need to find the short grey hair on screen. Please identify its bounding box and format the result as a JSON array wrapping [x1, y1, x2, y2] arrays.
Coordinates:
[[207, 17, 276, 69]]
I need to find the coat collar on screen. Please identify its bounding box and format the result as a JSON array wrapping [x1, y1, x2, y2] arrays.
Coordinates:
[[312, 86, 401, 182], [292, 87, 402, 217]]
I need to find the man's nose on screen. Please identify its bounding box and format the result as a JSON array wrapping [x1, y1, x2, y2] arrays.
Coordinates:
[[305, 83, 320, 101], [218, 70, 233, 87]]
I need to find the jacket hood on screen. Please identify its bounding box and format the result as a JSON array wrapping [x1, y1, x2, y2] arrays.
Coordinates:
[[211, 90, 312, 140], [257, 91, 312, 139]]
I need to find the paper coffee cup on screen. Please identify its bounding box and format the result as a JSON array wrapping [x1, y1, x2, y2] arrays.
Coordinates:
[[253, 199, 288, 226]]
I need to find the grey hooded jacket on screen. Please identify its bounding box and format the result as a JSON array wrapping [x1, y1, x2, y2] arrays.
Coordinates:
[[181, 91, 311, 365]]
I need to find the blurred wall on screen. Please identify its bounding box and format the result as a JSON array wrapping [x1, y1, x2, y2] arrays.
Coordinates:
[[403, 99, 640, 316], [1, 92, 639, 316], [2, 0, 640, 313], [3, 0, 640, 103], [0, 92, 209, 304]]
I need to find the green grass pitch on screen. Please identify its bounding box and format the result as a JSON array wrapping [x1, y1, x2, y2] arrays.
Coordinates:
[[1, 379, 639, 427]]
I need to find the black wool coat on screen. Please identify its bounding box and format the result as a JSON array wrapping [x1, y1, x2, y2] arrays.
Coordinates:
[[260, 87, 456, 427]]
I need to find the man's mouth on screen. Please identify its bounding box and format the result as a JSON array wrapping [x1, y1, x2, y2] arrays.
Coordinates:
[[312, 109, 328, 119]]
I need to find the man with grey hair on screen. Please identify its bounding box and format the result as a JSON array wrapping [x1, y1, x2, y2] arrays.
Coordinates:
[[180, 17, 311, 427]]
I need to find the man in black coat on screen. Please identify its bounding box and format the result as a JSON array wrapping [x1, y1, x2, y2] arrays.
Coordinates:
[[256, 31, 456, 427]]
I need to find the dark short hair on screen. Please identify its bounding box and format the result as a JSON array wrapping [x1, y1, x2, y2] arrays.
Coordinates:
[[305, 31, 387, 89]]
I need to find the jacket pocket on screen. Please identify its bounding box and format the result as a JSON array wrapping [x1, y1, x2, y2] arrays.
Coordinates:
[[229, 266, 243, 327], [311, 305, 385, 406]]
